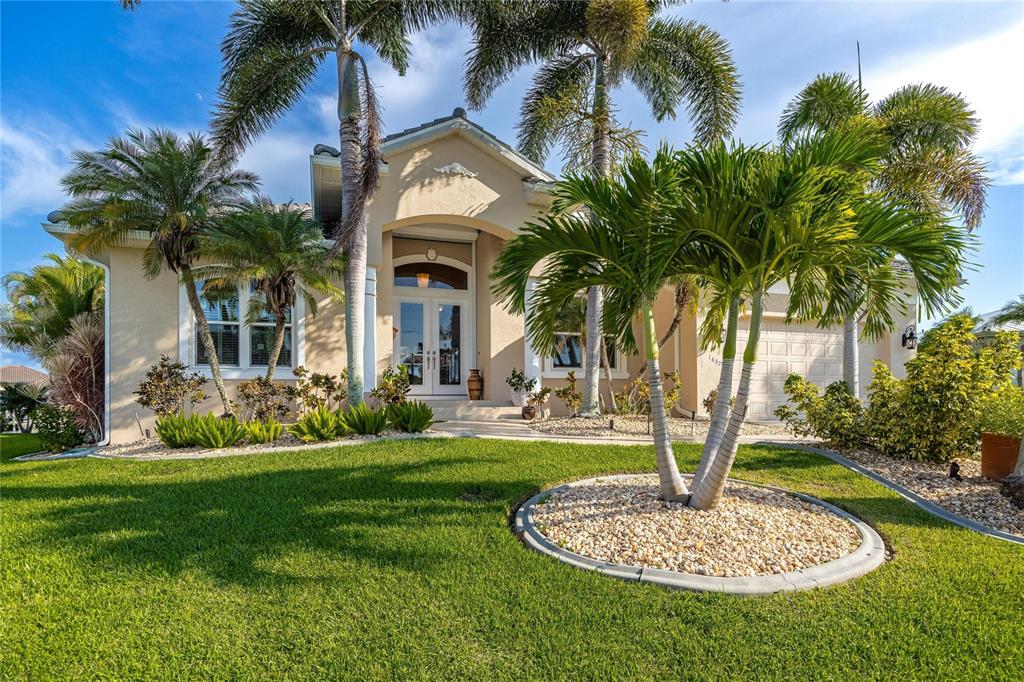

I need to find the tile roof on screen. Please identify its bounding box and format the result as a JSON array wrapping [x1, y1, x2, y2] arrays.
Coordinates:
[[0, 365, 48, 385]]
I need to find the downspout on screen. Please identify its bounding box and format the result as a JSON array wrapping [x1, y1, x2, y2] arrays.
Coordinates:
[[80, 255, 111, 446]]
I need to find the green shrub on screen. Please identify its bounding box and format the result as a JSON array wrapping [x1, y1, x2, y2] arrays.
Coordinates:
[[135, 356, 207, 417], [370, 366, 411, 407], [864, 315, 1022, 462], [236, 377, 290, 422], [154, 412, 197, 448], [614, 371, 681, 416], [289, 405, 350, 442], [286, 366, 346, 414], [31, 405, 86, 452], [980, 385, 1024, 439], [774, 376, 864, 447], [554, 371, 582, 416], [154, 413, 247, 449], [387, 401, 435, 433], [244, 419, 285, 444], [341, 403, 389, 435], [703, 388, 735, 418]]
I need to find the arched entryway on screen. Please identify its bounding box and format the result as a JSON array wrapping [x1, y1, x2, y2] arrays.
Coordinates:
[[391, 255, 474, 396]]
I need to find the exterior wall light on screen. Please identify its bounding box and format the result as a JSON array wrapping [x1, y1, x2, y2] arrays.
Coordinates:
[[416, 272, 430, 288], [901, 325, 918, 350]]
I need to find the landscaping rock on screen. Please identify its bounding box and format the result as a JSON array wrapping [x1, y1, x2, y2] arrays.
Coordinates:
[[1001, 478, 1024, 510], [530, 415, 792, 440]]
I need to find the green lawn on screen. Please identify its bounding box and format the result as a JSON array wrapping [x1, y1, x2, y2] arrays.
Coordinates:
[[0, 433, 44, 463], [2, 440, 1022, 680]]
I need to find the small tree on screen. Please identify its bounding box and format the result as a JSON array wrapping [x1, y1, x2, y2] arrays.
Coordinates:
[[135, 356, 208, 417], [45, 313, 104, 442], [0, 383, 48, 433]]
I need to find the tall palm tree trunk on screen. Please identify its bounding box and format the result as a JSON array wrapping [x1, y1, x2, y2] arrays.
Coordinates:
[[690, 292, 763, 510], [265, 311, 288, 381], [643, 305, 689, 501], [180, 267, 234, 416], [582, 54, 612, 417], [842, 313, 859, 398], [337, 44, 366, 405], [692, 297, 739, 488]]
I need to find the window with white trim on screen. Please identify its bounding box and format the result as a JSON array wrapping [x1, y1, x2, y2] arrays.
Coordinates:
[[546, 333, 619, 373], [192, 281, 294, 370]]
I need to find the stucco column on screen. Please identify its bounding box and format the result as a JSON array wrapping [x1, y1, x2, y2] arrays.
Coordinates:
[[363, 267, 377, 392], [524, 277, 542, 387]]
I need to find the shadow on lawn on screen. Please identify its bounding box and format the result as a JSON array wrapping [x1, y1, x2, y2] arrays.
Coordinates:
[[3, 454, 539, 587]]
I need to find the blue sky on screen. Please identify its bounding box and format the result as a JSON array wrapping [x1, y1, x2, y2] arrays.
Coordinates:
[[2, 0, 1022, 369]]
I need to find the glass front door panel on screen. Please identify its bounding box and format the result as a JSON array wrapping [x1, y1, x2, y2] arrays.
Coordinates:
[[399, 302, 425, 386], [437, 303, 461, 386]]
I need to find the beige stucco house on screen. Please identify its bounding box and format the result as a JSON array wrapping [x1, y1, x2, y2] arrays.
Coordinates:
[[44, 108, 919, 445]]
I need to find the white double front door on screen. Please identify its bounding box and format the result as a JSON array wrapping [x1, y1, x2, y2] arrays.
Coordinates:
[[394, 292, 467, 396]]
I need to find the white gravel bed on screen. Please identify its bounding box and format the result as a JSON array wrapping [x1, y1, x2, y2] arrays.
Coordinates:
[[531, 475, 860, 577], [95, 429, 440, 460], [529, 415, 793, 440], [835, 447, 1024, 537]]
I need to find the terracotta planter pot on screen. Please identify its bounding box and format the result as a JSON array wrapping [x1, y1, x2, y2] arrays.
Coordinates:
[[521, 405, 536, 420], [468, 370, 483, 400], [980, 432, 1021, 481]]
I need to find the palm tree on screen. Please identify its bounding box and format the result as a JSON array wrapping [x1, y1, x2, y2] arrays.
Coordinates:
[[59, 128, 258, 416], [779, 72, 988, 397], [1, 254, 104, 360], [465, 0, 740, 416], [197, 201, 346, 380], [212, 0, 457, 404], [492, 148, 699, 501], [990, 295, 1024, 327], [682, 128, 970, 510]]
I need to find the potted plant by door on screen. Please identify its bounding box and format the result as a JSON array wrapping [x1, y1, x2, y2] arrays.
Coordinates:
[[979, 385, 1024, 481], [505, 368, 537, 408]]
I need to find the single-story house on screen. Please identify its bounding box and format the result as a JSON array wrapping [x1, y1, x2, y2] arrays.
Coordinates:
[[44, 108, 919, 445]]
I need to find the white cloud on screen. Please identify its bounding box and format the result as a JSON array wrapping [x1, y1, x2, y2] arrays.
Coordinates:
[[868, 20, 1024, 185], [0, 118, 90, 220], [364, 26, 469, 115], [238, 131, 320, 203]]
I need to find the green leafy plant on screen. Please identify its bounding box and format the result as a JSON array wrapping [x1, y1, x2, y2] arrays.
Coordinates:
[[0, 383, 47, 433], [31, 404, 85, 452], [286, 366, 347, 414], [387, 401, 435, 433], [865, 316, 1022, 462], [341, 402, 388, 436], [190, 414, 247, 449], [505, 368, 537, 394], [236, 377, 290, 422], [615, 371, 680, 416], [371, 366, 411, 407], [289, 405, 350, 443], [774, 376, 865, 448], [244, 419, 285, 444], [527, 387, 552, 419], [979, 385, 1024, 439], [554, 371, 583, 417], [135, 355, 208, 417], [154, 412, 197, 449]]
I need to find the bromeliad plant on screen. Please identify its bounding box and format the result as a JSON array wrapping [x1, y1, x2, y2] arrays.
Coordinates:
[[341, 403, 388, 436], [387, 401, 435, 434], [289, 405, 350, 443]]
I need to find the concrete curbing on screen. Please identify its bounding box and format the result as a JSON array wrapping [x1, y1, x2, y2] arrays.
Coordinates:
[[757, 441, 1024, 546], [514, 473, 887, 595]]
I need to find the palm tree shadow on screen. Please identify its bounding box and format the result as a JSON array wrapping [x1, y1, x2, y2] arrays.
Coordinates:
[[5, 454, 536, 587]]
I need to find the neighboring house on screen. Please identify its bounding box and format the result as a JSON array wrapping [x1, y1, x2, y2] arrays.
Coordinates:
[[975, 312, 1024, 386], [0, 365, 48, 386], [43, 108, 918, 444]]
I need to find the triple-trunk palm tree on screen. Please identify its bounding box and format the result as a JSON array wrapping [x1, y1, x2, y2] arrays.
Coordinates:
[[59, 129, 258, 416], [213, 0, 457, 404], [197, 201, 346, 380], [465, 0, 740, 415], [779, 72, 988, 398]]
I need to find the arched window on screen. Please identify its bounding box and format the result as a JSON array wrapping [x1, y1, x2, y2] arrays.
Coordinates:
[[394, 263, 468, 290]]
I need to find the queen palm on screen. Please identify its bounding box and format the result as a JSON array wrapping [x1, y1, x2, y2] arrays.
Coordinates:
[[1, 254, 105, 360], [779, 72, 988, 397], [465, 0, 740, 416], [493, 148, 700, 500], [197, 201, 346, 380], [681, 128, 970, 509], [213, 0, 456, 404], [59, 128, 258, 415]]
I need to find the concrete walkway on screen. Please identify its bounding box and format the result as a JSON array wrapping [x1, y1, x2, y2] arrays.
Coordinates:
[[434, 418, 809, 447]]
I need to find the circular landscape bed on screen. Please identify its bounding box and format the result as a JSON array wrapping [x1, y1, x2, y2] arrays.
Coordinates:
[[515, 474, 886, 594]]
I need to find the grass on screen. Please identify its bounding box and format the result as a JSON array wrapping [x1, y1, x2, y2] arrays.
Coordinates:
[[0, 433, 44, 463], [2, 439, 1022, 680]]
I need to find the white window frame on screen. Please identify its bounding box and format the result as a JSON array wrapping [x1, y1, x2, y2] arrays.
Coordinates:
[[178, 281, 306, 380], [542, 332, 627, 379]]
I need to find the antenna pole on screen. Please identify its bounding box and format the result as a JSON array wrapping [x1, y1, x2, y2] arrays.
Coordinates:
[[856, 40, 863, 95]]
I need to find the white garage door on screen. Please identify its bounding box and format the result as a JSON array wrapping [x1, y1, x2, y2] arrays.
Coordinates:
[[735, 320, 844, 420]]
